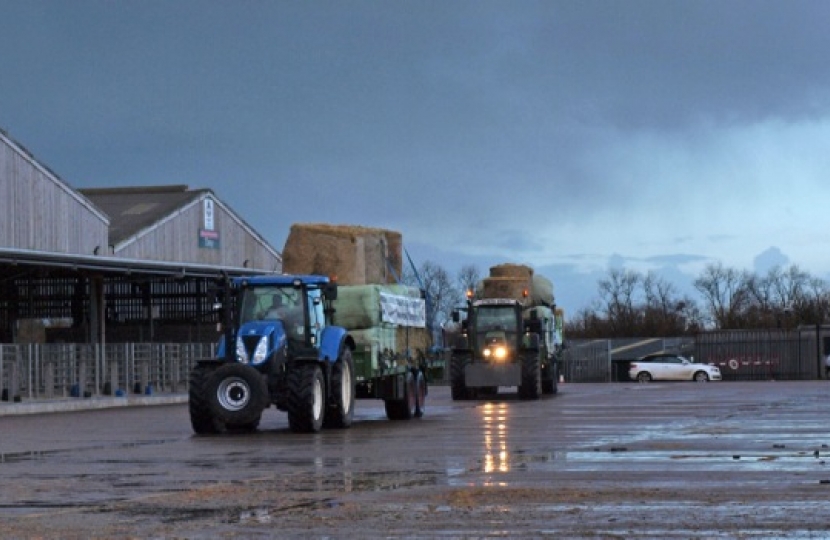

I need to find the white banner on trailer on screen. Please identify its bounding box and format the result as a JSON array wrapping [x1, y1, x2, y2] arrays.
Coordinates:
[[379, 292, 426, 328]]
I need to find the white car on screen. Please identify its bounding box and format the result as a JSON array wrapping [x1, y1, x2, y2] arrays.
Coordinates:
[[629, 354, 721, 383]]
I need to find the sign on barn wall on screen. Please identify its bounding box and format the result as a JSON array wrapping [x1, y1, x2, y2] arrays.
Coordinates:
[[199, 229, 220, 249], [203, 199, 215, 230]]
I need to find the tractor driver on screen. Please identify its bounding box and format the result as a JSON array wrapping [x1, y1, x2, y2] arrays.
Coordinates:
[[264, 292, 301, 324], [264, 295, 287, 319]]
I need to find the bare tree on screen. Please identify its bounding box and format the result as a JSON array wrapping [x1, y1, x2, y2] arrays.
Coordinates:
[[597, 268, 641, 336], [641, 271, 688, 335], [457, 264, 481, 300], [693, 262, 751, 329], [403, 260, 462, 342], [802, 276, 830, 325]]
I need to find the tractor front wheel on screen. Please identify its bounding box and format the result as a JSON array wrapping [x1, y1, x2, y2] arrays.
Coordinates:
[[189, 364, 222, 434], [206, 363, 268, 430]]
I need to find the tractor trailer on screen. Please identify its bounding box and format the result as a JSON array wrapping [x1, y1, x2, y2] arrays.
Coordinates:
[[188, 274, 429, 434]]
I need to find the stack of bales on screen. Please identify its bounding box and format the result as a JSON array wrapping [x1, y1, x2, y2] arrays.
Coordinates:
[[282, 223, 430, 367], [281, 223, 402, 285], [479, 263, 555, 307]]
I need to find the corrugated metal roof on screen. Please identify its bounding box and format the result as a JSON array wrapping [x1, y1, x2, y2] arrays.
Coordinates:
[[79, 185, 207, 245]]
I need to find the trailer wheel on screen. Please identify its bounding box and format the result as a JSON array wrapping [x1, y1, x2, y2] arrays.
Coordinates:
[[324, 349, 355, 429], [519, 352, 541, 400], [287, 364, 326, 433], [414, 370, 427, 418], [207, 363, 268, 429], [189, 364, 223, 434], [386, 371, 417, 420]]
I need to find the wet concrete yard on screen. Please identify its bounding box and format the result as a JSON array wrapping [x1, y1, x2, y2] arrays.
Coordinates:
[[1, 381, 830, 538]]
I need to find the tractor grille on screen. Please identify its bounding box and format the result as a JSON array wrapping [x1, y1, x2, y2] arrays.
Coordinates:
[[241, 335, 262, 355]]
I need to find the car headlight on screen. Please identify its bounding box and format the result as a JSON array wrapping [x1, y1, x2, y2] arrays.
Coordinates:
[[252, 336, 269, 365], [235, 336, 249, 363]]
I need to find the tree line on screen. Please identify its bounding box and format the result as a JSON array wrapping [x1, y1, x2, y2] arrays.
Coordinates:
[[567, 262, 830, 338], [403, 260, 830, 342]]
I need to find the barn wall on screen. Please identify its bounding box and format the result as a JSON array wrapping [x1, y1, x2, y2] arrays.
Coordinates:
[[0, 133, 109, 254], [114, 195, 281, 271]]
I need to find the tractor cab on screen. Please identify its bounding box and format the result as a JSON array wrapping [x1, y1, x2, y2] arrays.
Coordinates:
[[220, 275, 338, 366], [467, 299, 524, 362]]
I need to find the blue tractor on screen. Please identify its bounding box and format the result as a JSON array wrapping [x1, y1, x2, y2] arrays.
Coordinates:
[[188, 274, 356, 434]]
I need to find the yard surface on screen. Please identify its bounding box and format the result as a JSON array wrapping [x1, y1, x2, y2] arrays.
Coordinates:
[[1, 381, 829, 538]]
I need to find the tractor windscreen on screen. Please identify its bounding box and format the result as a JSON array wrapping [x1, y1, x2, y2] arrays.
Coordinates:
[[473, 306, 519, 348], [239, 286, 301, 324]]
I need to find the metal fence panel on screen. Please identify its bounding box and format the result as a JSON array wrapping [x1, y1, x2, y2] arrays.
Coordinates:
[[695, 329, 811, 381], [0, 342, 216, 401], [562, 340, 611, 382]]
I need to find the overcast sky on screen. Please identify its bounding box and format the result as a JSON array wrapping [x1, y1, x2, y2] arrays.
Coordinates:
[[2, 1, 830, 313]]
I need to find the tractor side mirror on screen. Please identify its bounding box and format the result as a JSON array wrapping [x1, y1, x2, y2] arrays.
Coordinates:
[[324, 282, 338, 301]]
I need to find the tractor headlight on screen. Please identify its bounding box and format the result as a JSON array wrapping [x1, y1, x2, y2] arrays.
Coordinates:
[[235, 336, 249, 363], [252, 336, 269, 365], [483, 346, 508, 362]]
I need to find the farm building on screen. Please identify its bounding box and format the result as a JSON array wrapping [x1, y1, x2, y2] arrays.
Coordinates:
[[0, 127, 281, 345]]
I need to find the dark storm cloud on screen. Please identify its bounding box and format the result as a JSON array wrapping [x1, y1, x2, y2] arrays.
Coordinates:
[[544, 0, 830, 129], [2, 0, 830, 311]]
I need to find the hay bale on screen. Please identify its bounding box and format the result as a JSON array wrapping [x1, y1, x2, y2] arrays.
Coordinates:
[[481, 276, 531, 301], [489, 263, 533, 279], [281, 223, 402, 285], [479, 273, 555, 306]]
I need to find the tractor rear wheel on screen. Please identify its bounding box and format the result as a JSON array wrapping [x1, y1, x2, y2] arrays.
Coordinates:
[[542, 362, 559, 395], [324, 349, 356, 429], [450, 355, 471, 401], [519, 353, 541, 400], [287, 364, 326, 433]]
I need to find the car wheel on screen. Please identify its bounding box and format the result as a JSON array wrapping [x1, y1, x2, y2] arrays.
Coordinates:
[[636, 371, 652, 383], [694, 371, 710, 382]]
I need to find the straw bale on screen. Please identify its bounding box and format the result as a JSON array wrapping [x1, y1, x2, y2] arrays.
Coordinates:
[[281, 223, 402, 285]]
